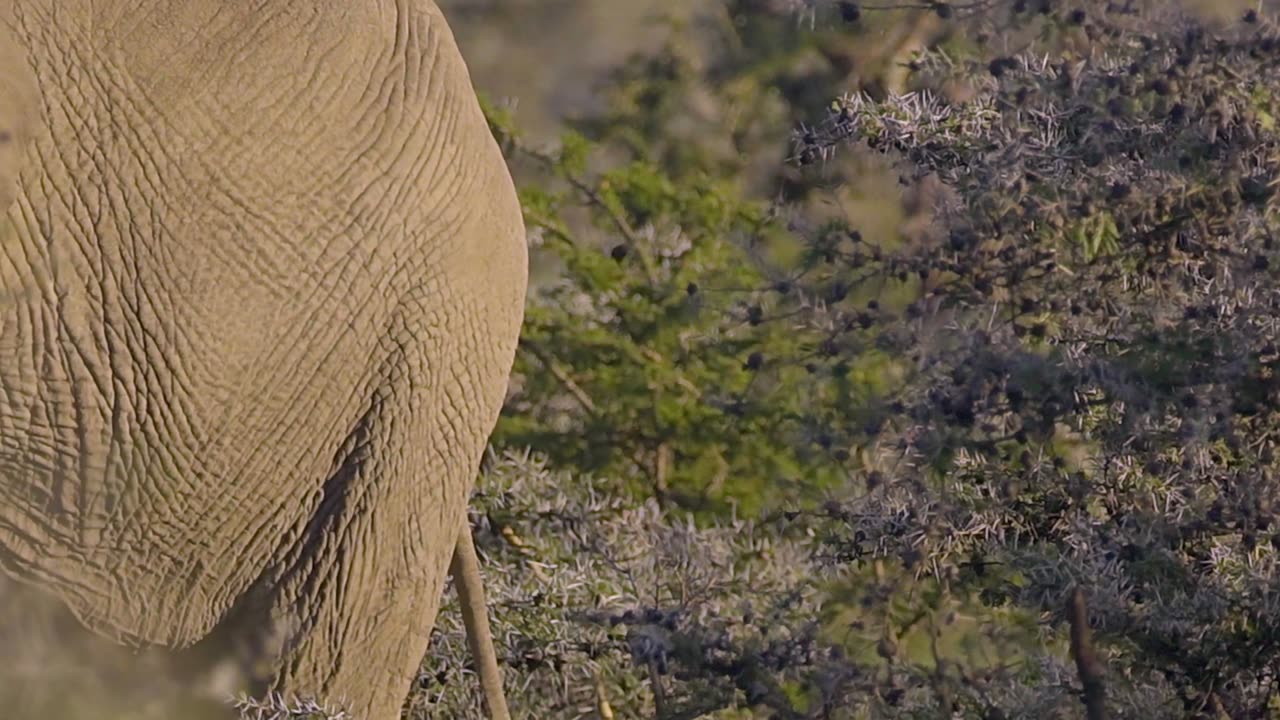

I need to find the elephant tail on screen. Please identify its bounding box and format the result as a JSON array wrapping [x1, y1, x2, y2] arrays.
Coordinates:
[[451, 519, 512, 720]]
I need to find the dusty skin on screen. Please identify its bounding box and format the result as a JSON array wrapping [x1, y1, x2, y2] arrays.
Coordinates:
[[0, 1, 525, 718]]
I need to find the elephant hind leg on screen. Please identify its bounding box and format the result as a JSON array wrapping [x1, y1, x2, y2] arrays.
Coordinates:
[[450, 519, 511, 720]]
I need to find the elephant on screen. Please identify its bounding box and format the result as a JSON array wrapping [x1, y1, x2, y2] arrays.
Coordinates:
[[0, 1, 525, 718]]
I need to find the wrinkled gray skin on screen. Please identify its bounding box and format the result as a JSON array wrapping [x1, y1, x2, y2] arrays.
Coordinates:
[[0, 1, 525, 718]]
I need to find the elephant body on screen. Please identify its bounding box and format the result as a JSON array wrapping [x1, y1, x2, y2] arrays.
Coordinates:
[[0, 1, 526, 717]]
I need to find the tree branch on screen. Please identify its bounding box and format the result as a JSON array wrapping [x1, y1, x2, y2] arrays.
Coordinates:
[[1068, 587, 1106, 720]]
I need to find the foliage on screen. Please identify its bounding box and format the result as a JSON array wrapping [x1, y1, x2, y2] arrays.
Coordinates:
[[418, 450, 1047, 720], [487, 1, 939, 517], [419, 450, 825, 719], [491, 122, 895, 516], [442, 0, 1280, 718], [796, 2, 1280, 713]]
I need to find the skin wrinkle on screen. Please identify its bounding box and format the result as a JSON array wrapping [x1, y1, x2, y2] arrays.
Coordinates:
[[108, 29, 389, 571], [240, 249, 392, 483], [110, 133, 212, 495], [30, 160, 87, 541], [272, 285, 473, 702], [101, 190, 157, 553], [32, 33, 211, 556], [158, 38, 315, 275], [249, 126, 455, 502], [16, 11, 161, 566], [112, 11, 323, 293], [289, 414, 382, 692], [290, 292, 468, 698]]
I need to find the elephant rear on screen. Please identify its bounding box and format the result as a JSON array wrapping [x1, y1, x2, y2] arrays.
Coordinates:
[[0, 1, 526, 718]]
